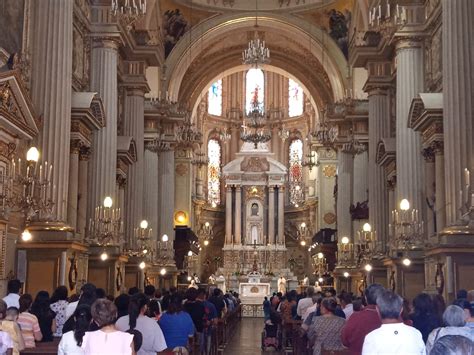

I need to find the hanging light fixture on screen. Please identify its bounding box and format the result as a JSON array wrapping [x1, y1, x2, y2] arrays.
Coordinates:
[[240, 97, 272, 148], [111, 0, 147, 25], [389, 198, 424, 250], [88, 196, 123, 247], [242, 0, 270, 67]]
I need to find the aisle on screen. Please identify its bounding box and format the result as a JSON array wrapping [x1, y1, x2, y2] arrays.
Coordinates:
[[225, 318, 282, 354]]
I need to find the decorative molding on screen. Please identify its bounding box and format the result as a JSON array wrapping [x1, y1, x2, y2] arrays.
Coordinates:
[[322, 165, 336, 178], [241, 157, 270, 172]]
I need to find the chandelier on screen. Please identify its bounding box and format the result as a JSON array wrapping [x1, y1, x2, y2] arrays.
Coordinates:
[[297, 222, 310, 246], [0, 147, 54, 222], [240, 99, 271, 148], [337, 236, 357, 268], [278, 126, 290, 141], [344, 130, 366, 156], [124, 219, 153, 258], [111, 0, 147, 24], [356, 222, 377, 264], [199, 221, 213, 246], [219, 129, 231, 143], [313, 252, 328, 278], [175, 114, 202, 148], [242, 0, 270, 67], [389, 199, 424, 250], [155, 234, 173, 265], [88, 196, 123, 247], [311, 111, 338, 147], [302, 150, 319, 171], [191, 144, 208, 169]]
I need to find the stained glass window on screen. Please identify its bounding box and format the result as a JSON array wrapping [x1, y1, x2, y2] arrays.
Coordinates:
[[289, 139, 304, 205], [208, 79, 222, 116], [207, 139, 221, 205], [288, 78, 303, 117], [246, 68, 264, 113]]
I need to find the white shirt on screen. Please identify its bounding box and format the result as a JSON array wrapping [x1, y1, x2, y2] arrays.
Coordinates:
[[302, 303, 317, 323], [2, 294, 20, 309], [65, 300, 79, 320], [297, 297, 313, 318], [0, 330, 13, 355], [115, 315, 167, 355], [58, 330, 85, 355], [362, 322, 426, 355], [343, 303, 354, 320]]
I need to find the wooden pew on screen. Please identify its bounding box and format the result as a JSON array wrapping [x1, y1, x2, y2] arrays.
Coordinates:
[[20, 339, 60, 355]]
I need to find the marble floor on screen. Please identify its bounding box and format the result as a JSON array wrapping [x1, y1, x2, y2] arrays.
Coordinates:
[[225, 318, 282, 354]]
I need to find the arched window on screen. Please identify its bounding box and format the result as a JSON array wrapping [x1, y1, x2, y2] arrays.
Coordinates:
[[288, 78, 303, 117], [246, 68, 264, 113], [208, 79, 222, 116], [207, 139, 221, 205], [289, 139, 303, 205]]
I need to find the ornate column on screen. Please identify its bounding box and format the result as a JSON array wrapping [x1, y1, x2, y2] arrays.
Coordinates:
[[336, 149, 353, 242], [278, 186, 285, 245], [442, 0, 474, 224], [67, 141, 81, 231], [433, 142, 446, 231], [422, 147, 436, 237], [143, 144, 159, 243], [364, 62, 392, 250], [225, 186, 233, 244], [30, 0, 73, 222], [88, 9, 120, 212], [234, 186, 242, 245], [395, 39, 425, 216], [123, 62, 148, 246], [268, 186, 275, 244], [77, 148, 90, 239], [159, 149, 175, 246]]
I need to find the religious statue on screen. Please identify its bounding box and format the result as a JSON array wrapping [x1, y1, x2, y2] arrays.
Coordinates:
[[216, 274, 226, 293], [208, 274, 216, 285], [278, 275, 287, 294], [314, 281, 322, 293], [251, 203, 259, 216], [188, 279, 198, 289], [192, 273, 200, 283], [302, 275, 309, 286]]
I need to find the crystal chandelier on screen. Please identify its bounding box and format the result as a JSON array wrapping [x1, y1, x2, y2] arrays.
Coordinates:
[[389, 199, 424, 250], [344, 129, 366, 156], [191, 144, 209, 169], [111, 0, 147, 24], [242, 0, 270, 67], [175, 114, 202, 148], [199, 221, 213, 247], [219, 129, 231, 143], [124, 219, 153, 258], [356, 222, 377, 264], [313, 252, 328, 278], [311, 110, 338, 147], [302, 150, 319, 171], [155, 234, 173, 265], [0, 147, 54, 222], [88, 196, 123, 247], [240, 99, 271, 148], [297, 222, 310, 246], [337, 236, 357, 268], [278, 126, 290, 141]]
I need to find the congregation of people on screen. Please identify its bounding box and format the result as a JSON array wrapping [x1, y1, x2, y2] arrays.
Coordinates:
[[264, 285, 474, 354], [0, 279, 240, 355]]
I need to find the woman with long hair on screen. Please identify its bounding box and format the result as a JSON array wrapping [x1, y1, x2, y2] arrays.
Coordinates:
[[58, 304, 91, 354], [50, 286, 69, 337], [115, 293, 167, 355], [17, 294, 42, 347], [30, 291, 56, 342], [410, 293, 442, 343]]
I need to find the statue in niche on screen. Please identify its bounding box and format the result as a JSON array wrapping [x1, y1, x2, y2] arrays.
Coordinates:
[[251, 203, 259, 216], [251, 226, 259, 244]]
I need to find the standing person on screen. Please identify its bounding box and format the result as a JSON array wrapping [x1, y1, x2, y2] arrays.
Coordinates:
[[208, 288, 226, 318], [263, 297, 271, 320], [410, 293, 442, 343], [362, 290, 425, 355], [114, 294, 130, 319], [50, 286, 69, 337], [341, 283, 384, 355], [2, 280, 21, 309], [65, 283, 96, 321], [115, 293, 167, 355], [340, 292, 354, 320], [81, 299, 134, 354], [17, 294, 42, 348], [0, 300, 24, 355], [58, 305, 91, 355], [159, 294, 195, 351], [183, 287, 206, 350], [30, 291, 56, 343], [297, 287, 315, 319]]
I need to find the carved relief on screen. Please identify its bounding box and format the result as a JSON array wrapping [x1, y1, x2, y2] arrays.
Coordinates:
[[323, 212, 336, 225], [175, 163, 188, 176], [322, 165, 337, 178], [241, 157, 270, 172]]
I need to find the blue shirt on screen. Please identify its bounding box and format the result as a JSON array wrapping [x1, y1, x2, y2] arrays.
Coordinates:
[[203, 300, 218, 320], [159, 312, 195, 349]]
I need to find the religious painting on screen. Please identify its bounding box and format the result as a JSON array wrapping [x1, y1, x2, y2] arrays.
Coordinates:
[[289, 139, 303, 205], [208, 79, 222, 116], [288, 78, 304, 117], [207, 139, 221, 205], [246, 68, 264, 113]]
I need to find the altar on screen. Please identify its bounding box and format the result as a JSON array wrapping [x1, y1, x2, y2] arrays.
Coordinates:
[[238, 271, 271, 317]]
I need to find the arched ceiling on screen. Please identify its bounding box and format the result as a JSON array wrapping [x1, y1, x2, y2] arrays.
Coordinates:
[[164, 12, 350, 117], [173, 0, 337, 12]]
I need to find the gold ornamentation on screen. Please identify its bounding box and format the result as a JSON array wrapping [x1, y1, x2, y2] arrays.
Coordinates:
[[175, 163, 188, 176], [322, 165, 336, 178], [323, 212, 336, 225]]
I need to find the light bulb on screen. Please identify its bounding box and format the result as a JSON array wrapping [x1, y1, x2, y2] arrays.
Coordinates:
[[204, 240, 209, 246], [317, 252, 324, 259], [295, 185, 301, 191], [399, 199, 410, 211], [300, 240, 306, 246], [187, 250, 193, 257], [364, 264, 372, 272], [301, 222, 306, 228], [205, 222, 210, 227], [318, 277, 323, 283], [308, 248, 311, 252], [402, 258, 411, 266], [295, 204, 299, 208], [142, 249, 148, 254], [139, 261, 146, 269], [187, 276, 192, 281], [341, 236, 350, 244], [21, 229, 32, 241], [140, 220, 148, 229], [343, 272, 350, 278], [211, 202, 217, 208], [160, 268, 166, 275], [162, 234, 169, 242], [103, 196, 113, 208], [362, 223, 372, 232], [100, 252, 108, 261], [26, 147, 39, 162]]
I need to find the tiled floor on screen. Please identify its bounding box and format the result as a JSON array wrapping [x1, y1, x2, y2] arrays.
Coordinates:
[[225, 318, 282, 354]]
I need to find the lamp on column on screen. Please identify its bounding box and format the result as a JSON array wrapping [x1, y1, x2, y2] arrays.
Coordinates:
[[356, 222, 376, 264], [337, 236, 356, 267], [389, 199, 424, 250], [124, 219, 153, 258], [313, 252, 328, 278], [156, 234, 172, 265], [297, 222, 309, 246], [302, 149, 319, 171], [200, 221, 213, 246], [88, 196, 123, 251]]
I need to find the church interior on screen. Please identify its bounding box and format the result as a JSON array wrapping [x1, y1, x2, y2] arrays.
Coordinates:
[[0, 0, 473, 353]]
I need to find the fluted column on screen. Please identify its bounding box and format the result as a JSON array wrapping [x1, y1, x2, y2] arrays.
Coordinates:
[[235, 186, 242, 244], [268, 186, 275, 244], [159, 150, 175, 247], [433, 142, 446, 231], [278, 186, 285, 245], [89, 38, 119, 212], [77, 148, 90, 239], [123, 85, 146, 246], [143, 145, 159, 244], [395, 39, 425, 215], [67, 142, 80, 231], [225, 186, 233, 244], [365, 70, 391, 250], [337, 149, 353, 242], [442, 0, 474, 224], [30, 0, 73, 222]]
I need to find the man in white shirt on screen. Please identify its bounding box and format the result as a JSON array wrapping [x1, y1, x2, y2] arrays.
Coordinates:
[[2, 279, 21, 309], [340, 292, 354, 320], [362, 290, 426, 355], [297, 286, 315, 319]]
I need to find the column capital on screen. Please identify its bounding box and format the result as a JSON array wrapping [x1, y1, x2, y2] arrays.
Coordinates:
[[430, 140, 444, 155], [116, 174, 127, 188], [422, 146, 436, 163], [91, 36, 121, 51], [269, 186, 275, 192], [79, 146, 92, 161], [386, 176, 397, 191], [394, 36, 424, 52], [70, 139, 84, 154], [226, 186, 233, 192]]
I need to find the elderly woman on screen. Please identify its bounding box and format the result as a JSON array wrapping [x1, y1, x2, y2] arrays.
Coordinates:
[[430, 335, 474, 355], [426, 305, 474, 353], [306, 297, 346, 355]]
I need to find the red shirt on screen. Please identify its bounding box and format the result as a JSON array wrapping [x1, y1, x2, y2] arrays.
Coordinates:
[[341, 305, 381, 355]]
